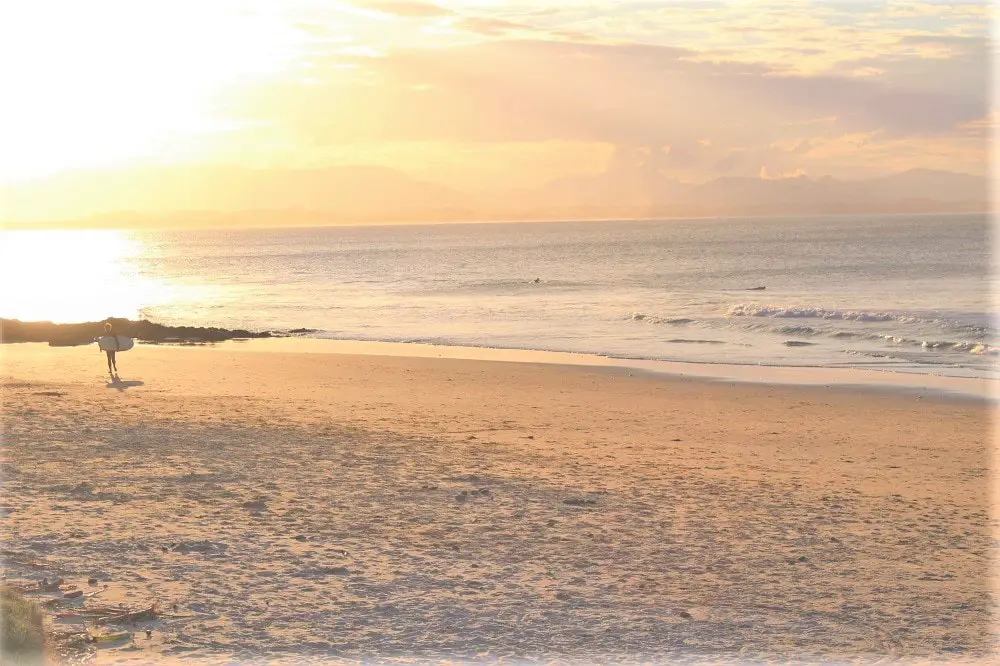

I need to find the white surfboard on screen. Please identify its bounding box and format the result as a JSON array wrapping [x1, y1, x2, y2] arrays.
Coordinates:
[[97, 335, 134, 352]]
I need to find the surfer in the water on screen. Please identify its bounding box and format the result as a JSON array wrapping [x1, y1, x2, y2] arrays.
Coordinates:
[[101, 322, 119, 375]]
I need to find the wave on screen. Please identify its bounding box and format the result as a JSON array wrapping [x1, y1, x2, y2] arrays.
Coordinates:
[[630, 313, 694, 325], [842, 349, 963, 367], [728, 304, 927, 324], [831, 331, 998, 355], [921, 341, 998, 355], [775, 325, 819, 336], [445, 278, 591, 293], [727, 303, 995, 337], [631, 309, 997, 357]]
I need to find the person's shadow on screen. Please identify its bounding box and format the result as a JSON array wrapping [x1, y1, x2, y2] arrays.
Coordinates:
[[107, 374, 144, 391]]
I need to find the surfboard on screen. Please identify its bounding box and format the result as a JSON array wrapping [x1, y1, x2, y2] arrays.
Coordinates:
[[97, 335, 135, 352]]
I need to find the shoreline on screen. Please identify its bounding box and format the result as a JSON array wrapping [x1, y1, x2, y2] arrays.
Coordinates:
[[172, 336, 999, 402], [3, 317, 994, 401], [0, 319, 1000, 396]]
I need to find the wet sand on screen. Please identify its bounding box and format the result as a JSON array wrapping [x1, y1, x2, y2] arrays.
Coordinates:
[[1, 342, 994, 663]]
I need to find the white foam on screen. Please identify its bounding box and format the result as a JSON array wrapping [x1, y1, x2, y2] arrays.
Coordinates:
[[727, 303, 995, 338], [727, 304, 924, 323], [630, 313, 695, 325]]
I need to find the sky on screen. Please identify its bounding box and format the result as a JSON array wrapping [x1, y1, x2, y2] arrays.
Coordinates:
[[0, 0, 994, 214]]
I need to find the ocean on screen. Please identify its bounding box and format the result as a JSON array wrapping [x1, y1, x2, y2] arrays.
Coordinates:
[[1, 213, 994, 379]]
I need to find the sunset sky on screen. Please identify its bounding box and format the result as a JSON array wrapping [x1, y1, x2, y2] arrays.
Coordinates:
[[0, 0, 993, 223]]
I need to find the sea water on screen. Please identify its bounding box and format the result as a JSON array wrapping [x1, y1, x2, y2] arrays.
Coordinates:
[[1, 213, 994, 379]]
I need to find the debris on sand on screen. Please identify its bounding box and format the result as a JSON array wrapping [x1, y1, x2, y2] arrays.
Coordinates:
[[563, 498, 597, 507], [37, 577, 65, 592], [170, 541, 228, 556], [94, 604, 159, 626], [88, 628, 132, 644], [241, 498, 268, 512]]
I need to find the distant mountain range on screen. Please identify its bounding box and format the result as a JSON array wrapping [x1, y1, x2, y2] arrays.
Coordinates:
[[485, 167, 988, 219], [1, 165, 989, 229]]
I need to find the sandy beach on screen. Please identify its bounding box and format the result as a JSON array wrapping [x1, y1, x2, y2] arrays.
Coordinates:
[[1, 341, 994, 663]]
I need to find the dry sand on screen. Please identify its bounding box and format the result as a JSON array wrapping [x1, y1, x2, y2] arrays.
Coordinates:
[[1, 341, 995, 664]]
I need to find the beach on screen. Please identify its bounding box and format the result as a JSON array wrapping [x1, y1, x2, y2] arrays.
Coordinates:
[[0, 340, 994, 663]]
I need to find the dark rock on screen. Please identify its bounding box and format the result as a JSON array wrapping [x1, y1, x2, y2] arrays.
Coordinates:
[[171, 541, 227, 555], [241, 499, 268, 512], [317, 566, 349, 576], [0, 317, 274, 346]]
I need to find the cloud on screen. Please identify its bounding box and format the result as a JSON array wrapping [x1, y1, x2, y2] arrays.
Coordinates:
[[545, 0, 991, 79], [0, 0, 990, 192], [454, 17, 533, 36], [346, 0, 452, 18], [759, 166, 807, 180], [239, 39, 986, 146]]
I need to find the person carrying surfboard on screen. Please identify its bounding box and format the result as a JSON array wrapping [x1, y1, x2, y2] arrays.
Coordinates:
[[100, 322, 119, 375]]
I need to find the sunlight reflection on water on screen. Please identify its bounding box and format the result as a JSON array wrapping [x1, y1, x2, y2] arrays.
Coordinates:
[[0, 229, 177, 323]]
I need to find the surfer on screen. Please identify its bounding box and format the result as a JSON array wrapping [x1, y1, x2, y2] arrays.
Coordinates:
[[100, 322, 119, 375]]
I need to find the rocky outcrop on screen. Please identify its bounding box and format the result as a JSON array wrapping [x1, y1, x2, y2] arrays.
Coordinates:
[[0, 318, 277, 346]]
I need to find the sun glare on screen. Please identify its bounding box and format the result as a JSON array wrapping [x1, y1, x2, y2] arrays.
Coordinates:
[[0, 1, 303, 183], [0, 230, 178, 323]]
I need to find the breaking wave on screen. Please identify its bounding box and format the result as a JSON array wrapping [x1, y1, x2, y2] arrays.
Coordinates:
[[727, 304, 995, 337], [630, 313, 695, 325], [631, 308, 997, 358], [832, 332, 998, 355], [728, 304, 927, 324]]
